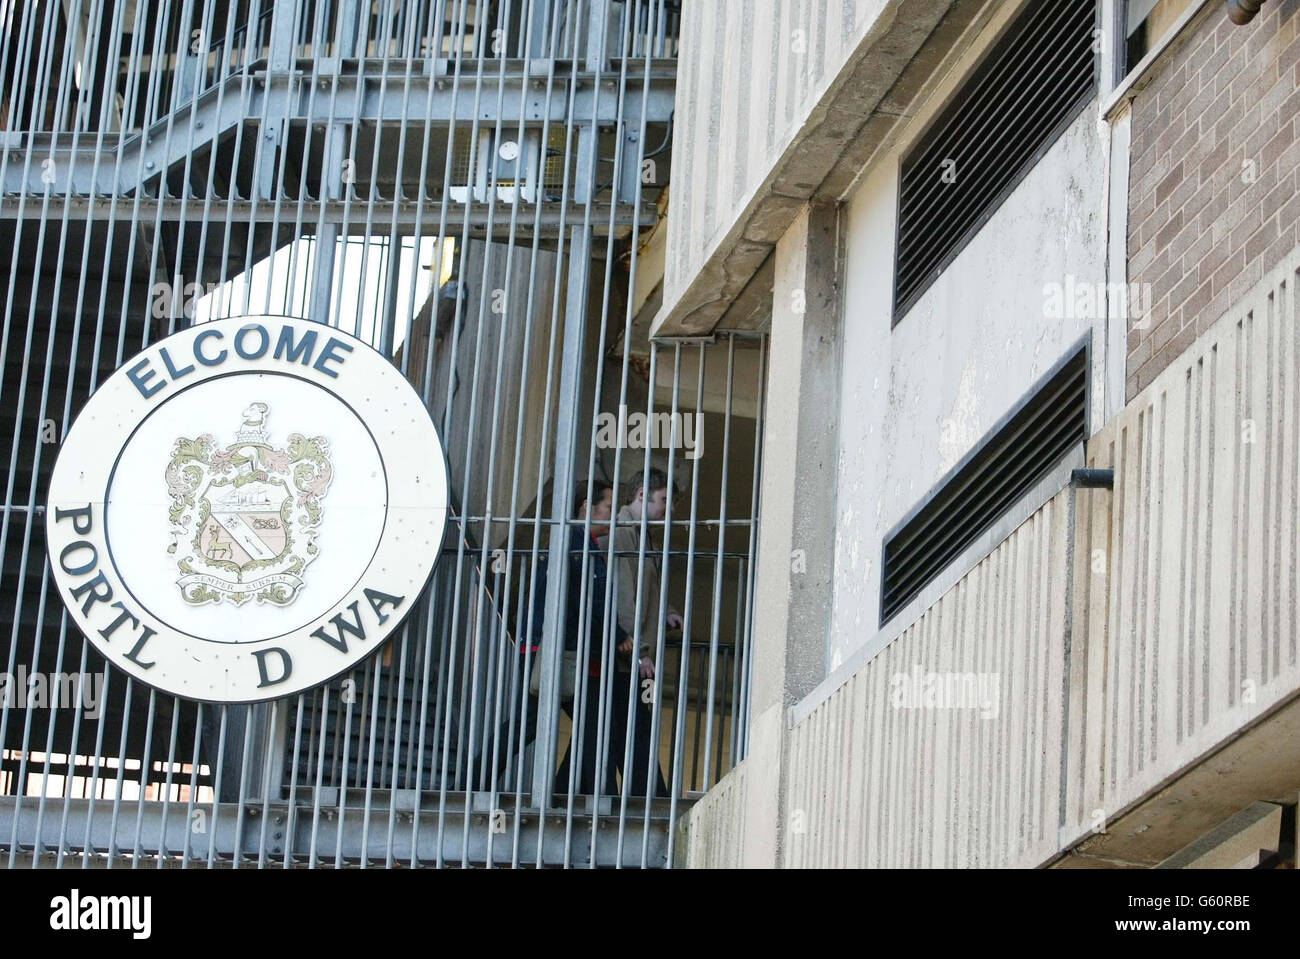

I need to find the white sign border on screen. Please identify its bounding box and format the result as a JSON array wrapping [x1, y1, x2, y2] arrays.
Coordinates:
[[45, 315, 449, 704]]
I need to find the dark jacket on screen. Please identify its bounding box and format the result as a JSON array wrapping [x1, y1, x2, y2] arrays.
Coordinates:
[[528, 526, 627, 664]]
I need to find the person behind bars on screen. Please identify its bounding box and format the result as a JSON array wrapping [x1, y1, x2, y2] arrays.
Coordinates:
[[596, 467, 676, 798]]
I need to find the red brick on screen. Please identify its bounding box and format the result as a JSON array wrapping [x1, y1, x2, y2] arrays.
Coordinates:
[[1261, 124, 1293, 168], [1226, 254, 1265, 304], [1182, 277, 1215, 324], [1243, 109, 1282, 160], [1215, 47, 1252, 96], [1155, 163, 1185, 206], [1280, 86, 1300, 131], [1277, 188, 1300, 235], [1168, 266, 1201, 311], [1143, 294, 1172, 334], [1243, 217, 1280, 263], [1277, 138, 1300, 179], [1197, 179, 1235, 235], [1151, 314, 1179, 353], [1261, 170, 1295, 218], [1181, 226, 1214, 273], [1130, 241, 1158, 278], [1198, 239, 1232, 286], [1262, 222, 1297, 268], [1215, 100, 1257, 146], [1228, 202, 1265, 251], [1128, 336, 1152, 371], [1168, 322, 1199, 363], [1154, 258, 1183, 300], [1156, 210, 1186, 251], [1127, 5, 1299, 390], [1279, 26, 1300, 75], [1199, 35, 1232, 81], [1167, 174, 1204, 222], [1137, 358, 1162, 393], [1180, 182, 1215, 230], [1210, 249, 1246, 296], [1199, 287, 1234, 335]]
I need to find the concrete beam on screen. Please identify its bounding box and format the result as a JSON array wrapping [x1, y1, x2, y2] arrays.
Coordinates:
[[715, 252, 774, 333], [652, 0, 997, 337], [740, 203, 841, 867], [2, 62, 676, 195], [0, 793, 673, 867], [1155, 801, 1284, 869], [1054, 692, 1300, 868], [0, 197, 657, 237]]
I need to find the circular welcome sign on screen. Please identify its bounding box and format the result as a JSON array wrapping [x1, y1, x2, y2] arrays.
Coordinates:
[[46, 315, 448, 703]]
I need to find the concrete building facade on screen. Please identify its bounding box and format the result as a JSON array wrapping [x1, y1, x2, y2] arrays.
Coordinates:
[[666, 0, 1300, 868]]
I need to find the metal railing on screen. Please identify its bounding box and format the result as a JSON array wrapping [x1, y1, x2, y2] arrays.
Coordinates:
[[0, 0, 761, 869], [0, 1, 683, 137]]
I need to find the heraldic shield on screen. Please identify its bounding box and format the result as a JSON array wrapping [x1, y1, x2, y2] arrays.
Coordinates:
[[166, 402, 333, 607]]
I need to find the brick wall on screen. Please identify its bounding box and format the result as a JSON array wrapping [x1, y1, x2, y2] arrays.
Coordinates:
[[1127, 1, 1300, 399]]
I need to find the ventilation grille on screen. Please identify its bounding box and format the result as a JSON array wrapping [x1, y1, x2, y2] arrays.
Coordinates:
[[881, 344, 1088, 624], [894, 0, 1096, 321]]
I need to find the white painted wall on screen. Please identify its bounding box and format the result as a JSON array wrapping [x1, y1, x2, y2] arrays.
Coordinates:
[[829, 102, 1109, 666]]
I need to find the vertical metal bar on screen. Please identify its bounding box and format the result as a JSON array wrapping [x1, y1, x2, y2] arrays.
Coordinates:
[[498, 0, 570, 869], [431, 0, 478, 869], [530, 224, 591, 809], [702, 335, 736, 788], [729, 555, 745, 767], [636, 342, 682, 867], [667, 343, 708, 859], [129, 688, 158, 867], [400, 5, 458, 869], [527, 0, 601, 814], [738, 335, 769, 759], [612, 339, 658, 862], [204, 706, 228, 868], [154, 699, 182, 866], [268, 0, 299, 71], [180, 703, 205, 867], [308, 687, 331, 868]]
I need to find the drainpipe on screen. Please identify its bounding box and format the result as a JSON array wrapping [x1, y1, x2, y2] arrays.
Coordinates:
[[1226, 0, 1267, 24]]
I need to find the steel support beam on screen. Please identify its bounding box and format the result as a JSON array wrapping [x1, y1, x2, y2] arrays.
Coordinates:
[[531, 80, 600, 805], [1156, 801, 1287, 869], [2, 64, 676, 195], [531, 222, 592, 808], [0, 197, 656, 234], [0, 795, 672, 867], [308, 124, 347, 322]]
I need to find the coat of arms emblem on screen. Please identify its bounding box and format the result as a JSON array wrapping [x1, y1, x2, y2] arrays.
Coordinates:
[[166, 402, 333, 607]]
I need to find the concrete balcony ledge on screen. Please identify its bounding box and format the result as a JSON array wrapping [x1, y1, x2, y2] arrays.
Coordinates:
[[652, 0, 1000, 338]]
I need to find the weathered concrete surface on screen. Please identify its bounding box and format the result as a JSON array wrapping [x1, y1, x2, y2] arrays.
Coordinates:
[[652, 0, 999, 337], [751, 203, 841, 719], [740, 203, 841, 867], [1054, 695, 1300, 868], [830, 100, 1108, 660]]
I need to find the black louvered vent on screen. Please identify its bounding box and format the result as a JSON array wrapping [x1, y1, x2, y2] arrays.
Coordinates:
[[894, 0, 1097, 321], [881, 344, 1088, 624]]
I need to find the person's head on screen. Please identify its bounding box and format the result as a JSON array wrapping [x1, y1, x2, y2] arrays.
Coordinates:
[[574, 479, 614, 537], [627, 467, 671, 521]]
